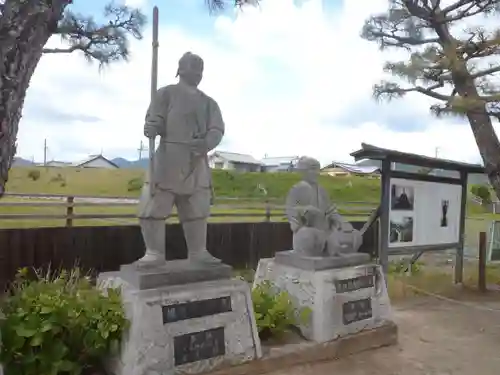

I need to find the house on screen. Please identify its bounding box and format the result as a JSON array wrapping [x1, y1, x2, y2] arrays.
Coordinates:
[[321, 161, 380, 177], [208, 151, 262, 172], [73, 155, 119, 169], [44, 160, 72, 168], [260, 156, 299, 172]]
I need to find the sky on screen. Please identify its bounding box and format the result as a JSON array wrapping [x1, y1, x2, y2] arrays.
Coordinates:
[[17, 0, 496, 166]]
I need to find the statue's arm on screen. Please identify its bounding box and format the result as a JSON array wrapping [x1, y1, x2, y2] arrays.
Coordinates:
[[285, 187, 302, 233], [205, 98, 225, 151], [322, 188, 347, 229], [144, 87, 169, 137]]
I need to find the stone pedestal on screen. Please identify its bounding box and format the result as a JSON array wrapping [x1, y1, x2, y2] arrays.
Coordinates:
[[99, 260, 261, 375], [253, 257, 394, 343]]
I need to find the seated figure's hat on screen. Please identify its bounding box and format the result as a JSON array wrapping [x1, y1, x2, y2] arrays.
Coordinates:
[[296, 156, 321, 170], [176, 52, 204, 77]]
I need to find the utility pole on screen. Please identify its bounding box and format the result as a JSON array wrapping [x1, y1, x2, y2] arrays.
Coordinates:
[[138, 140, 148, 161], [43, 139, 47, 166]]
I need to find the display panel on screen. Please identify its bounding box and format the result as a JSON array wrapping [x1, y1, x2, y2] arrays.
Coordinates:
[[388, 178, 462, 248]]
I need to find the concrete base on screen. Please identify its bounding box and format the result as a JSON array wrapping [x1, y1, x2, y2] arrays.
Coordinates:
[[119, 259, 233, 290], [275, 250, 371, 271], [253, 258, 394, 343], [99, 274, 262, 375]]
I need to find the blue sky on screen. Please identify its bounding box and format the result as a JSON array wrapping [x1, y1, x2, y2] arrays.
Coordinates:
[[17, 0, 487, 166]]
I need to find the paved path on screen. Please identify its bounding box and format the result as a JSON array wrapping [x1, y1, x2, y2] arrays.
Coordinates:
[[269, 296, 500, 375]]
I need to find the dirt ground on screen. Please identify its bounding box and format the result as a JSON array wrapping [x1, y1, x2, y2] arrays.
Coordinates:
[[269, 294, 500, 375]]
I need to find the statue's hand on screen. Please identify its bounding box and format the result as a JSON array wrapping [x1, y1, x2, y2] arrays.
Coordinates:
[[189, 139, 207, 155], [144, 118, 162, 138]]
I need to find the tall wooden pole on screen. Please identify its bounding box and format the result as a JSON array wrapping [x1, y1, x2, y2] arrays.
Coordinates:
[[149, 6, 159, 197]]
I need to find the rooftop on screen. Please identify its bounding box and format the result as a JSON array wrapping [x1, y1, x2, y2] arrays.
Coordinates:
[[322, 161, 380, 174], [211, 151, 262, 165], [351, 143, 485, 174], [261, 156, 299, 166]]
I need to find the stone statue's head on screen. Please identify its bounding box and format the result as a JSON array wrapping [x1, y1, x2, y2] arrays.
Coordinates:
[[296, 156, 321, 184], [176, 52, 204, 87]]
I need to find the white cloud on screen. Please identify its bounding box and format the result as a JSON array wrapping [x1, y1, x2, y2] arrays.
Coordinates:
[[17, 0, 490, 167]]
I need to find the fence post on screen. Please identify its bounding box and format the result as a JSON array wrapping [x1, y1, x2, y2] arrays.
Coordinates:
[[479, 231, 487, 292], [66, 196, 74, 227], [265, 200, 271, 222]]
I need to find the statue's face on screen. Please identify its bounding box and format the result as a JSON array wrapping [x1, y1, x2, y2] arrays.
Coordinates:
[[179, 58, 204, 87], [300, 165, 320, 184]]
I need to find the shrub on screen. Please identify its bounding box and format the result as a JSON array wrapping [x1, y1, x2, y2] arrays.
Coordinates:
[[127, 177, 143, 192], [252, 281, 311, 340], [388, 260, 423, 275], [27, 170, 40, 181], [471, 184, 492, 204], [50, 173, 65, 184], [0, 267, 129, 375]]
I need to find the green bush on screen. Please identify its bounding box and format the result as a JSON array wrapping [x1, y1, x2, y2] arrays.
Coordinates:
[[388, 260, 423, 275], [27, 170, 41, 181], [252, 281, 311, 340], [0, 267, 129, 375], [127, 177, 143, 192], [471, 184, 492, 204], [50, 173, 65, 184]]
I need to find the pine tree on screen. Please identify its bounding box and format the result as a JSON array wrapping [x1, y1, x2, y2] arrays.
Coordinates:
[[362, 0, 500, 197], [0, 0, 257, 197]]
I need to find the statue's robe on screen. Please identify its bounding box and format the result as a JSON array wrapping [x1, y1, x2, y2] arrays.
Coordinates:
[[145, 82, 224, 195]]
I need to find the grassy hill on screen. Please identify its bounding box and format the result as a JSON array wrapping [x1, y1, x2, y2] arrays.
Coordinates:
[[0, 166, 493, 229], [5, 167, 381, 202]]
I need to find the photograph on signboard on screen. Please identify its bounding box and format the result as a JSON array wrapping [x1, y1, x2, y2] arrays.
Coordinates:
[[390, 184, 414, 211], [389, 216, 414, 243], [440, 199, 449, 227]]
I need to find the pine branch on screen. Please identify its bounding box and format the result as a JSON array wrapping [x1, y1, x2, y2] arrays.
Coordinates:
[[42, 3, 145, 65], [442, 0, 500, 22], [205, 0, 259, 13], [373, 81, 450, 101]]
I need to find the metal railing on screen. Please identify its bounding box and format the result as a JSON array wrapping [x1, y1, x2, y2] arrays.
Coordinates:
[[0, 192, 378, 227]]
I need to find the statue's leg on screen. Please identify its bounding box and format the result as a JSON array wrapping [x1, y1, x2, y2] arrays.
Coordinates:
[[177, 188, 221, 264], [137, 185, 174, 264]]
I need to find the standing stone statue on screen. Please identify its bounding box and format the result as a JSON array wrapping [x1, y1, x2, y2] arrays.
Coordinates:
[[137, 52, 224, 265], [285, 156, 363, 257]]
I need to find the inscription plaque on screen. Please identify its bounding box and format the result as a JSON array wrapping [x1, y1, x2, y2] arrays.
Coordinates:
[[342, 298, 372, 325], [162, 296, 232, 324], [334, 275, 374, 294], [174, 327, 225, 366]]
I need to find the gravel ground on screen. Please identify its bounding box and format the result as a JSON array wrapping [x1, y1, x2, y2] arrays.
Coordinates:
[[268, 295, 500, 375]]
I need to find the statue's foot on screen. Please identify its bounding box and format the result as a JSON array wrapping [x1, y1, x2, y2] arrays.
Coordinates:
[[135, 250, 166, 268], [189, 250, 221, 264]]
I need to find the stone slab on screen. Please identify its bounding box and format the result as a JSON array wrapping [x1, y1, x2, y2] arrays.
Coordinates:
[[275, 250, 371, 271], [118, 259, 233, 290], [253, 259, 394, 343], [207, 322, 397, 375], [98, 276, 262, 375]]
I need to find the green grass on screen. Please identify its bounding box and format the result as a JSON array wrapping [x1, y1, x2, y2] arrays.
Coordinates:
[[6, 166, 381, 201], [1, 166, 497, 230]]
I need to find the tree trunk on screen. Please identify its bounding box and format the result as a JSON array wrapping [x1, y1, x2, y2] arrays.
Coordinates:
[[434, 22, 500, 200], [0, 0, 70, 197], [453, 75, 500, 199]]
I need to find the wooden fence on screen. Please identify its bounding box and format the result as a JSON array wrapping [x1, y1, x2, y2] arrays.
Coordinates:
[[0, 221, 378, 291], [0, 192, 377, 226]]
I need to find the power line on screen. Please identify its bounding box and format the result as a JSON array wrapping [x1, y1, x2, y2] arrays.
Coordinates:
[[43, 139, 48, 166], [138, 140, 148, 161]]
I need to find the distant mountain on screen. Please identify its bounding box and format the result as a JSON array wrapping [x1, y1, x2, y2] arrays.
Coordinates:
[[111, 157, 149, 169], [111, 157, 133, 168], [12, 157, 34, 167]]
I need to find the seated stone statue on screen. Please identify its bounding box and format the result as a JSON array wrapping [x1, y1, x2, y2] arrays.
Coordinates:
[[286, 156, 363, 257]]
